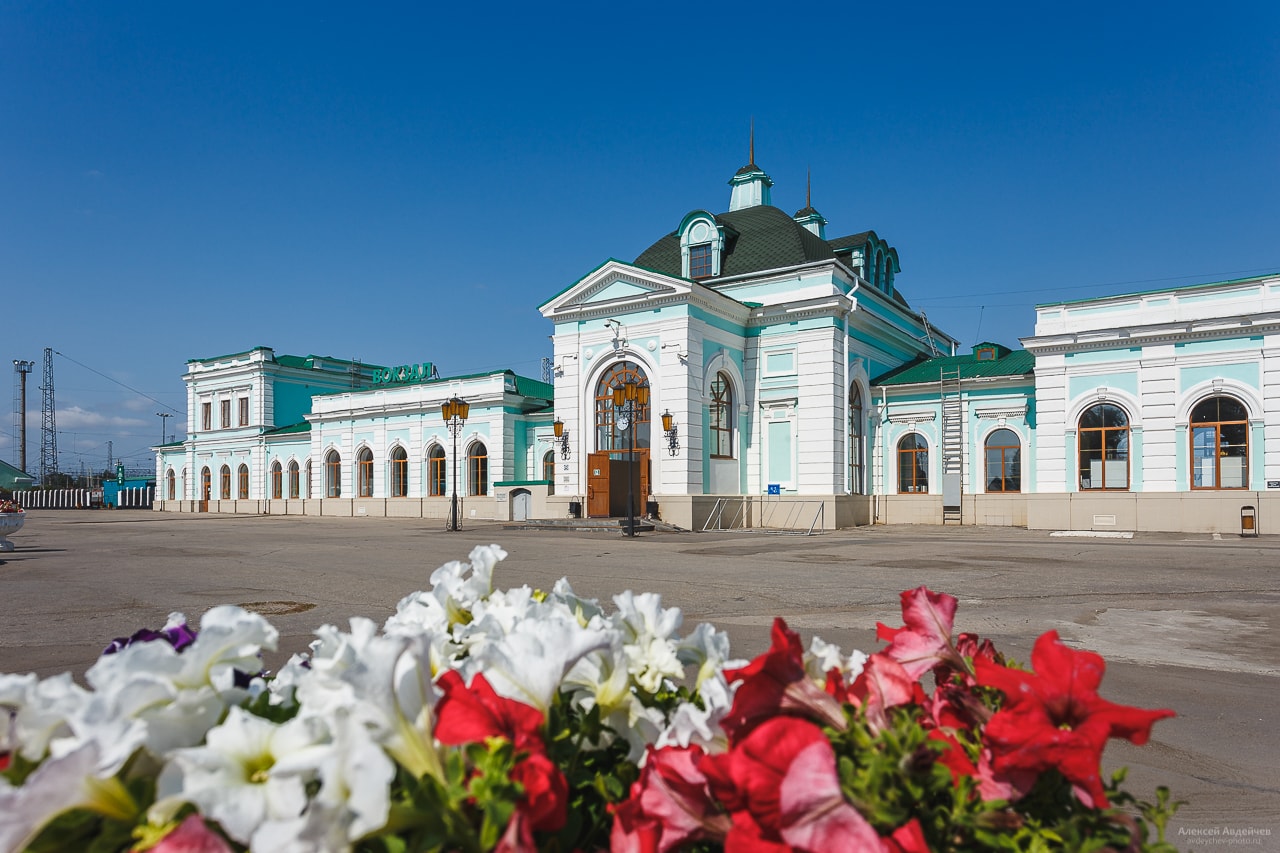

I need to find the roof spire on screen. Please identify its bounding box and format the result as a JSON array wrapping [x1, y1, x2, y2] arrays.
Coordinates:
[[729, 120, 773, 210], [749, 118, 755, 167], [806, 169, 811, 208], [793, 167, 826, 237]]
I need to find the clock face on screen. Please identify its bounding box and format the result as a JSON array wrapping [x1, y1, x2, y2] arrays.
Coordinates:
[[616, 416, 630, 431]]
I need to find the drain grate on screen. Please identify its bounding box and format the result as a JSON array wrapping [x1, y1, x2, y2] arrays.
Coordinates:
[[237, 600, 316, 616]]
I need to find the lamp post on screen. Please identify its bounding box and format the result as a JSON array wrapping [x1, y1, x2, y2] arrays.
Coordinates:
[[442, 395, 469, 532], [611, 380, 649, 537], [156, 412, 172, 445], [553, 417, 570, 459]]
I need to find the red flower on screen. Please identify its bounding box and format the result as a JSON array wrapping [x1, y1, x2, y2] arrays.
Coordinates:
[[882, 818, 930, 853], [975, 630, 1175, 807], [435, 669, 546, 755], [722, 618, 846, 743], [848, 653, 915, 734], [876, 586, 966, 681], [701, 716, 883, 851], [610, 745, 729, 853]]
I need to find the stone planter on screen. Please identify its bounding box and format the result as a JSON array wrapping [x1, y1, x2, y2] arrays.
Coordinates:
[[0, 511, 25, 551]]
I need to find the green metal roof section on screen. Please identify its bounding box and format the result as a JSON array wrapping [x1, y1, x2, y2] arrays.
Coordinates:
[[635, 205, 839, 280], [873, 349, 1036, 386], [512, 375, 554, 400], [1034, 271, 1280, 308], [263, 421, 312, 436], [0, 459, 36, 490], [187, 346, 275, 364], [311, 370, 553, 401]]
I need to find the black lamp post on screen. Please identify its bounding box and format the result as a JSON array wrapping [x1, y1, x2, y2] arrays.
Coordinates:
[[612, 381, 649, 537], [442, 395, 469, 531]]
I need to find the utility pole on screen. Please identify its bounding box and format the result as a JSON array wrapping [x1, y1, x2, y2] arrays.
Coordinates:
[[13, 360, 33, 473], [39, 348, 57, 485]]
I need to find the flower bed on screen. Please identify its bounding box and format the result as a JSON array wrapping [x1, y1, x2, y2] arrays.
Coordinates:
[[0, 545, 1181, 852], [0, 501, 24, 551]]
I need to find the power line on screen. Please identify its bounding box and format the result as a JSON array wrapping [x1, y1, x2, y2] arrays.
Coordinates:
[[52, 350, 182, 414]]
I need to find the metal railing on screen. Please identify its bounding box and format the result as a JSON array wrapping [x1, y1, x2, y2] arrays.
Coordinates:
[[702, 496, 825, 535]]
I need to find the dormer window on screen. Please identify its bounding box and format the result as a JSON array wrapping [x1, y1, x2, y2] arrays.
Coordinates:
[[678, 211, 725, 280], [976, 347, 997, 361], [689, 244, 713, 279]]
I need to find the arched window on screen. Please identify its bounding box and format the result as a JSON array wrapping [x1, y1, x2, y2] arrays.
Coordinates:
[[237, 464, 249, 499], [1191, 396, 1249, 489], [166, 468, 175, 500], [984, 429, 1021, 492], [468, 441, 488, 496], [428, 445, 446, 497], [356, 447, 374, 497], [542, 450, 556, 495], [324, 450, 341, 498], [594, 361, 650, 451], [270, 461, 283, 499], [219, 465, 231, 500], [1078, 404, 1129, 490], [390, 447, 409, 497], [849, 385, 864, 494], [200, 467, 211, 501], [874, 250, 884, 289], [709, 372, 734, 459], [305, 460, 313, 498], [288, 460, 300, 499], [897, 434, 928, 494]]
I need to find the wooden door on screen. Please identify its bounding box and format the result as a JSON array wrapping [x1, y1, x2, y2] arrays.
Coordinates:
[[587, 451, 611, 517]]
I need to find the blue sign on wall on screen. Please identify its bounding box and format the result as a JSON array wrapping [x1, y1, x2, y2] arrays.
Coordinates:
[[767, 484, 781, 495]]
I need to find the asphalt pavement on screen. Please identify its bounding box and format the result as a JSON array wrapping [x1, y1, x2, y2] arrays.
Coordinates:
[[2, 511, 1277, 845]]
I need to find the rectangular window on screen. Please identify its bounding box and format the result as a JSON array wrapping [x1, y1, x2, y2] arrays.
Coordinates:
[[201, 403, 212, 431], [220, 400, 231, 429], [469, 454, 488, 496], [689, 243, 713, 278], [239, 397, 249, 426], [430, 454, 446, 496]]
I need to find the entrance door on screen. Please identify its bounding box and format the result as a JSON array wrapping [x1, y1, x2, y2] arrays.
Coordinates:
[[606, 449, 650, 517], [587, 451, 611, 517], [512, 490, 531, 521]]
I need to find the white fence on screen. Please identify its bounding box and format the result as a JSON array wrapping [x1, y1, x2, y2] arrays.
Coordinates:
[[12, 487, 155, 510]]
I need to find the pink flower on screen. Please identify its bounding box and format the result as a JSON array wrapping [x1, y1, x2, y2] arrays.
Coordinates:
[[610, 745, 729, 853], [151, 815, 234, 853], [975, 630, 1175, 807], [876, 586, 965, 681], [722, 618, 846, 743], [702, 716, 883, 851], [848, 653, 915, 734]]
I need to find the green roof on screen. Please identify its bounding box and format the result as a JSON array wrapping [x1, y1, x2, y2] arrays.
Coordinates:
[[635, 204, 839, 280], [264, 421, 312, 436], [0, 459, 36, 490], [873, 350, 1035, 387]]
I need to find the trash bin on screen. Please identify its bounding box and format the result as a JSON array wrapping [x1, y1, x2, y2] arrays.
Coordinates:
[[1241, 505, 1258, 537], [568, 500, 582, 519], [646, 499, 659, 519]]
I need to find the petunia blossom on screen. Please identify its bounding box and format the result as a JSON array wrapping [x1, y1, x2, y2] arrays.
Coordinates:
[[974, 630, 1175, 807], [875, 586, 966, 681], [610, 745, 729, 853]]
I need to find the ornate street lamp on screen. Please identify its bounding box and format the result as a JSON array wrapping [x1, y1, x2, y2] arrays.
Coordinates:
[[661, 410, 679, 456], [553, 417, 570, 459], [611, 381, 649, 537], [442, 395, 469, 531]]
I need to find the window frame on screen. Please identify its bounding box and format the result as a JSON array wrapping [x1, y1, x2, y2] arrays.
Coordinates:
[[237, 463, 249, 499], [271, 461, 283, 499], [201, 467, 212, 500], [220, 399, 231, 429], [709, 372, 734, 459], [356, 448, 374, 498], [542, 450, 555, 495], [390, 447, 409, 497], [1078, 403, 1130, 491], [219, 464, 231, 500], [468, 441, 488, 497], [201, 402, 212, 432], [1190, 396, 1249, 490], [166, 468, 176, 500], [984, 428, 1022, 493], [238, 396, 249, 427], [689, 243, 713, 279], [897, 434, 929, 494], [428, 445, 446, 497], [849, 385, 864, 494], [288, 460, 300, 499], [594, 361, 650, 452], [324, 450, 341, 498]]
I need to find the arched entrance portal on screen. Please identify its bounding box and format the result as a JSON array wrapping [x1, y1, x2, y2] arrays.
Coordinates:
[[587, 361, 651, 518]]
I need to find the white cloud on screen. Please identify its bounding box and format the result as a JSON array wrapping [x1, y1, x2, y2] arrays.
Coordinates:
[[55, 406, 149, 431]]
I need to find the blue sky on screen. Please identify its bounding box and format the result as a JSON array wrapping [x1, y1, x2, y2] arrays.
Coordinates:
[[3, 1, 1277, 476]]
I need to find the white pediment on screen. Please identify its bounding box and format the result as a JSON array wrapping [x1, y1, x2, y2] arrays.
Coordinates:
[[539, 261, 691, 318]]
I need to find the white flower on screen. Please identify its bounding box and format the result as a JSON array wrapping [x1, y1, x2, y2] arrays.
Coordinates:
[[805, 636, 868, 687], [384, 544, 507, 636], [563, 643, 663, 761], [0, 671, 89, 763], [296, 618, 444, 781], [655, 673, 736, 754], [0, 740, 137, 853], [612, 591, 686, 694], [154, 706, 328, 845]]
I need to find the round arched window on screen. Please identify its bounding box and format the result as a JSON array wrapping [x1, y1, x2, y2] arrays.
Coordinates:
[[1191, 396, 1248, 489], [1078, 404, 1129, 490]]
